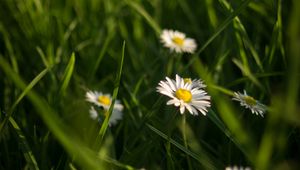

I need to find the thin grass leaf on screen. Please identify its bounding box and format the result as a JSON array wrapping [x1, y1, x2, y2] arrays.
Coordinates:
[[205, 0, 219, 29], [232, 58, 263, 89], [89, 31, 115, 79], [267, 0, 286, 67], [277, 0, 286, 67], [282, 0, 300, 133], [177, 0, 202, 35], [211, 96, 256, 163], [146, 123, 218, 170], [0, 64, 49, 133], [101, 156, 136, 170], [183, 0, 252, 71], [0, 24, 19, 73], [219, 0, 264, 71], [133, 75, 145, 96], [0, 57, 106, 170], [36, 46, 49, 67], [227, 71, 285, 87], [59, 52, 75, 96], [63, 20, 77, 43], [209, 85, 234, 96], [94, 41, 126, 149], [126, 0, 161, 34], [9, 117, 40, 170], [207, 109, 252, 159], [213, 48, 230, 80], [256, 124, 275, 170]]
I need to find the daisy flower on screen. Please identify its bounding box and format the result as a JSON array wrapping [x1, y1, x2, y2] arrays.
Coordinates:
[[86, 91, 124, 126], [157, 74, 211, 115], [225, 166, 251, 170], [232, 90, 266, 117], [160, 29, 197, 53]]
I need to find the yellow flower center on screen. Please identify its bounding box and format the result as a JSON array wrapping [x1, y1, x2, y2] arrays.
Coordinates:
[[244, 96, 257, 106], [172, 37, 184, 46], [184, 78, 192, 84], [175, 88, 192, 103], [98, 95, 111, 106]]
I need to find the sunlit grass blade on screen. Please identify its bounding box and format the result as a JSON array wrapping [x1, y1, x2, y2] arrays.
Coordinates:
[[256, 3, 300, 168], [219, 0, 263, 71], [126, 0, 161, 34], [0, 57, 105, 169], [211, 96, 256, 163], [0, 62, 49, 133], [183, 0, 252, 71], [186, 50, 252, 161], [59, 52, 75, 96], [232, 58, 263, 89], [207, 109, 251, 159], [55, 20, 78, 60], [36, 46, 49, 67], [209, 84, 234, 96], [101, 156, 136, 170], [147, 123, 219, 170], [227, 71, 285, 87], [9, 117, 40, 170], [94, 41, 126, 149], [267, 0, 286, 67]]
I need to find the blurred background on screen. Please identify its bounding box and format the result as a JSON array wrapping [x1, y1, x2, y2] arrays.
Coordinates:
[[0, 0, 299, 169]]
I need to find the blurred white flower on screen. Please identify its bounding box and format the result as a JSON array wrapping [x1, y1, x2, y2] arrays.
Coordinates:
[[157, 74, 210, 115], [232, 90, 266, 117], [160, 29, 197, 53], [89, 106, 98, 120], [86, 90, 124, 126], [225, 165, 251, 170]]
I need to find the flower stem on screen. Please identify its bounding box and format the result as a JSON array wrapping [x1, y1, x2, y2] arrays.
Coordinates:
[[182, 114, 193, 169]]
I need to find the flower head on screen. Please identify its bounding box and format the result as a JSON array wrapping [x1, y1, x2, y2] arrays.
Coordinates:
[[232, 90, 266, 117], [86, 90, 124, 126], [157, 74, 210, 115], [225, 166, 251, 170], [160, 29, 197, 53]]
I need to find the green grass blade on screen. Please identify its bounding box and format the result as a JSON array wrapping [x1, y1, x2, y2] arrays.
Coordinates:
[[210, 96, 256, 163], [183, 0, 252, 71], [89, 31, 115, 79], [9, 117, 40, 170], [0, 24, 19, 73], [209, 84, 234, 96], [94, 41, 126, 149], [205, 0, 219, 29], [219, 0, 263, 71], [0, 63, 49, 133], [147, 123, 218, 170], [232, 58, 263, 89], [59, 52, 75, 96], [126, 0, 161, 34], [207, 109, 251, 158], [0, 57, 105, 170], [36, 46, 49, 67]]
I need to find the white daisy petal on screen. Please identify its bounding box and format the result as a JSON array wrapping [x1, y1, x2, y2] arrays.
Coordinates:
[[160, 29, 197, 53], [157, 74, 211, 116], [86, 90, 124, 126], [89, 106, 98, 120], [225, 165, 251, 170], [180, 105, 185, 114], [166, 77, 176, 91], [232, 90, 266, 117]]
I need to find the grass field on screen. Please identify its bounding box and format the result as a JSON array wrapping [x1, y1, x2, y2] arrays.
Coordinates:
[[0, 0, 300, 169]]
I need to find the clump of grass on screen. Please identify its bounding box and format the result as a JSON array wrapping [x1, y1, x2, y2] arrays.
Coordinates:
[[0, 0, 299, 170]]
